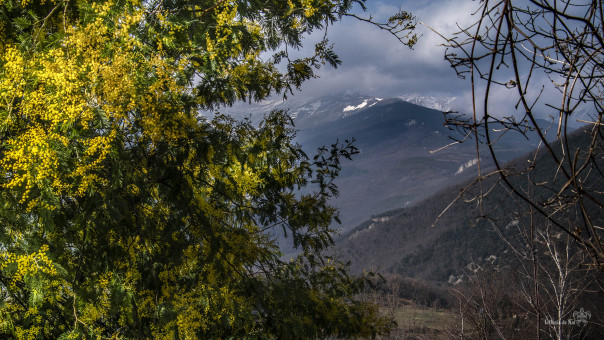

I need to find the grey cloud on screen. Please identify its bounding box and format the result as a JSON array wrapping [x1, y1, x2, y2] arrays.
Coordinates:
[[280, 0, 571, 120], [287, 0, 475, 106]]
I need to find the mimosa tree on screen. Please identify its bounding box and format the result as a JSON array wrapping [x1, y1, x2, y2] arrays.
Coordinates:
[[0, 0, 416, 338]]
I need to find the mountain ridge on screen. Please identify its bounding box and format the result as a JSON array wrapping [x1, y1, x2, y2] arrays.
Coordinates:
[[221, 93, 554, 231]]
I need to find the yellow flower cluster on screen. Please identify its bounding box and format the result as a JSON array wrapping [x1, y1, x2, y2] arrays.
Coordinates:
[[0, 0, 191, 210], [205, 2, 243, 62], [0, 245, 57, 289], [302, 0, 319, 17], [215, 2, 238, 26], [168, 285, 238, 339]]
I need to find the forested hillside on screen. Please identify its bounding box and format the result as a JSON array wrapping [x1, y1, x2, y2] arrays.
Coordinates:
[[336, 125, 604, 281], [337, 125, 604, 338]]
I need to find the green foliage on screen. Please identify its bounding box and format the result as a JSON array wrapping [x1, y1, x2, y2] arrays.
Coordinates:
[[0, 0, 416, 338]]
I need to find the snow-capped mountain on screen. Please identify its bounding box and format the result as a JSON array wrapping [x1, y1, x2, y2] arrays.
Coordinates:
[[398, 94, 459, 113], [218, 92, 464, 128], [218, 93, 385, 128], [217, 93, 543, 232]]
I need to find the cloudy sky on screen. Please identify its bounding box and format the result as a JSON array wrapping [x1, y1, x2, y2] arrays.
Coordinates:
[[271, 0, 585, 120], [220, 0, 595, 123], [289, 0, 478, 106]]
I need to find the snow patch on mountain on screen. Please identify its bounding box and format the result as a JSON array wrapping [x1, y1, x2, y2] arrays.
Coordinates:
[[399, 94, 458, 112], [455, 158, 479, 175], [290, 100, 322, 119], [343, 100, 369, 112], [308, 100, 322, 114]]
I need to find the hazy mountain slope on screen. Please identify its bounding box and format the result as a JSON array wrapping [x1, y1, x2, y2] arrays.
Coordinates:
[[334, 126, 604, 282], [296, 99, 477, 230], [295, 98, 545, 231]]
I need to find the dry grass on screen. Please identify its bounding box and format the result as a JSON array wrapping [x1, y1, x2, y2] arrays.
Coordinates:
[[377, 303, 456, 339]]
